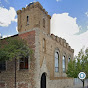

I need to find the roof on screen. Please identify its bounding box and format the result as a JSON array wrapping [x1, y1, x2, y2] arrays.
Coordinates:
[[0, 34, 18, 40]]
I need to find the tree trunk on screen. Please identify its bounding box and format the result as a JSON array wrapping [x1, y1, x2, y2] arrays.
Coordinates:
[[15, 58, 16, 88]]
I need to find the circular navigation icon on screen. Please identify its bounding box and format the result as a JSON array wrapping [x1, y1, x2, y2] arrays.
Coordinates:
[[78, 72, 86, 80]]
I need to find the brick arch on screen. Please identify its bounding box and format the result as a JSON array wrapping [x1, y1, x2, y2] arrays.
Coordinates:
[[54, 47, 60, 53], [41, 72, 47, 88], [63, 51, 67, 57], [68, 54, 71, 62]]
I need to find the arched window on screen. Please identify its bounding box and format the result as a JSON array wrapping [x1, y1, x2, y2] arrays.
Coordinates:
[[43, 18, 45, 28], [27, 16, 29, 25], [62, 55, 66, 73], [68, 57, 71, 62], [41, 73, 46, 88], [43, 38, 46, 53], [20, 57, 28, 69], [55, 50, 59, 72]]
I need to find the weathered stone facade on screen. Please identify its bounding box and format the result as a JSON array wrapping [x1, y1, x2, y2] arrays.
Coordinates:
[[0, 2, 74, 88]]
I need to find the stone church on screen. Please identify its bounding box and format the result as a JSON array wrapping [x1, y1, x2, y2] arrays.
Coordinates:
[[0, 2, 74, 88]]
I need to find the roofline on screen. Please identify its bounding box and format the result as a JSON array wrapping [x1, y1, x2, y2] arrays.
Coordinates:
[[0, 34, 18, 40]]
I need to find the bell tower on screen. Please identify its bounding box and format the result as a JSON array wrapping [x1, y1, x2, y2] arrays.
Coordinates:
[[17, 2, 51, 34]]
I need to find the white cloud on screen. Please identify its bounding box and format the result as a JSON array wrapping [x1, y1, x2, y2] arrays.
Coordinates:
[[4, 0, 9, 4], [16, 26, 18, 33], [0, 33, 2, 39], [85, 12, 88, 17], [0, 33, 1, 37], [87, 26, 88, 29], [79, 25, 82, 30], [0, 7, 17, 27], [51, 13, 88, 56], [2, 35, 11, 38], [25, 4, 29, 7], [56, 0, 61, 2]]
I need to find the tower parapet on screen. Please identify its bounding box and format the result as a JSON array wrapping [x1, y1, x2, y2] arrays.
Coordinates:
[[17, 2, 51, 34], [17, 2, 51, 19]]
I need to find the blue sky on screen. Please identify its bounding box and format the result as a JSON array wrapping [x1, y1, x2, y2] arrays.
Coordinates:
[[0, 0, 88, 36], [0, 0, 88, 55]]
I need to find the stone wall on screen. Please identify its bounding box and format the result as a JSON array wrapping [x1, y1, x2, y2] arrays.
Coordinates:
[[0, 82, 6, 88], [17, 2, 51, 34], [36, 42, 74, 88], [49, 78, 74, 88], [0, 28, 74, 88], [19, 28, 74, 88], [0, 30, 36, 88], [37, 28, 74, 78]]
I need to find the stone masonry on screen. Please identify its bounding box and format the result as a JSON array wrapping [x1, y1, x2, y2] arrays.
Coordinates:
[[0, 2, 74, 88]]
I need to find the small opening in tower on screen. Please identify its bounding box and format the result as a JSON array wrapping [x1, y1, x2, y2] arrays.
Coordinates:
[[27, 16, 29, 25], [43, 38, 46, 53], [43, 18, 45, 28]]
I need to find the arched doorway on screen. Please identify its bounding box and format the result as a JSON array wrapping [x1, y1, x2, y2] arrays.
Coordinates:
[[41, 73, 46, 88]]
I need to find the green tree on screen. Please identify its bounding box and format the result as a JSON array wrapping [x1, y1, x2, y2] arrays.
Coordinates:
[[0, 37, 33, 88], [66, 48, 88, 88], [0, 37, 33, 61]]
